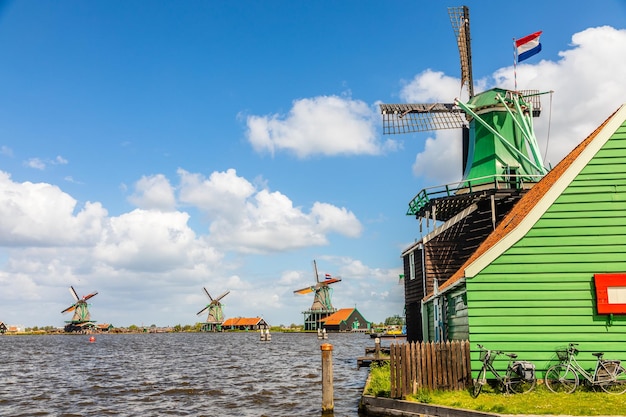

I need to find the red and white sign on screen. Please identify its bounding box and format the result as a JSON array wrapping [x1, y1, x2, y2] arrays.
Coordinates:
[[594, 273, 626, 314]]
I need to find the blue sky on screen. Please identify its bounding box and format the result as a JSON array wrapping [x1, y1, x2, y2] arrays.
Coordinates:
[[1, 0, 626, 328]]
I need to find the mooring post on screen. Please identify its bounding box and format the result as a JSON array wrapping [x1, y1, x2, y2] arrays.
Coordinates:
[[320, 343, 334, 414], [375, 337, 381, 359]]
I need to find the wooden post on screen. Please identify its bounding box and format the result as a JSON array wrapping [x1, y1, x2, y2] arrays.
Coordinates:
[[321, 343, 334, 414], [374, 337, 380, 359]]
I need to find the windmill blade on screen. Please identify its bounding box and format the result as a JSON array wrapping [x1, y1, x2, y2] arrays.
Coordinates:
[[69, 286, 79, 302], [323, 278, 342, 285], [197, 305, 210, 315], [294, 286, 315, 295], [83, 291, 98, 301], [313, 260, 320, 283], [61, 304, 76, 314], [448, 6, 474, 98], [380, 103, 466, 135], [203, 287, 214, 301], [215, 290, 230, 301]]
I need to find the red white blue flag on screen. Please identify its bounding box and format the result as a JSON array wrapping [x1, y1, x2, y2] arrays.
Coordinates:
[[515, 31, 542, 63], [325, 273, 332, 280]]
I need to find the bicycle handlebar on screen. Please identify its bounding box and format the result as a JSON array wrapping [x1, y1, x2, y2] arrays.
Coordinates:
[[476, 344, 508, 358]]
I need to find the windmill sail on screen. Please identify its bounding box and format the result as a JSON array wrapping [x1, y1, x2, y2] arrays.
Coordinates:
[[449, 6, 474, 98]]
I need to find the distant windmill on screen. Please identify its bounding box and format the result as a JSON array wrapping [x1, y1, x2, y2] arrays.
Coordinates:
[[197, 287, 229, 332], [294, 260, 341, 331], [61, 286, 98, 333]]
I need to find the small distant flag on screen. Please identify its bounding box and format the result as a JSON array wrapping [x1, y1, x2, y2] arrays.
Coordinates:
[[325, 273, 332, 280], [515, 31, 543, 63]]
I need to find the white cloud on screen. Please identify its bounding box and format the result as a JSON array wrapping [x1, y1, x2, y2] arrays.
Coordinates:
[[0, 171, 106, 246], [179, 168, 363, 253], [245, 95, 397, 158], [24, 157, 46, 170], [94, 209, 220, 272], [53, 155, 68, 165], [412, 130, 463, 184], [405, 26, 626, 184], [1, 146, 13, 157], [310, 202, 362, 238], [178, 168, 255, 221], [128, 174, 177, 211], [400, 69, 469, 103]]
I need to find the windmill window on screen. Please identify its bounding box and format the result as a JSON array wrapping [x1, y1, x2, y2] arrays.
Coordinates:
[[409, 251, 416, 280]]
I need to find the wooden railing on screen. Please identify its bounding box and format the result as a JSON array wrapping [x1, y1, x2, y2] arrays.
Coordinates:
[[390, 340, 472, 398]]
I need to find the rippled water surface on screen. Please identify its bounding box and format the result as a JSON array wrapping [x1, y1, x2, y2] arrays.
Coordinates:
[[1, 332, 376, 416]]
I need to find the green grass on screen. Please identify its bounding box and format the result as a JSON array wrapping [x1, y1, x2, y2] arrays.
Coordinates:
[[364, 361, 391, 397], [364, 367, 626, 415], [415, 384, 626, 415]]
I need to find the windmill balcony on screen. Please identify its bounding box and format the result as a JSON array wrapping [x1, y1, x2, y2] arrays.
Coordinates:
[[407, 173, 543, 218]]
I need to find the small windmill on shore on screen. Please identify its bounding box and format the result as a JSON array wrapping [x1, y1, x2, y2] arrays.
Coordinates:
[[294, 260, 341, 331], [197, 287, 230, 332], [61, 286, 98, 333]]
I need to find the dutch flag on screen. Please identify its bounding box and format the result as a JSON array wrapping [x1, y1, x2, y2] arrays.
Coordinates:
[[515, 31, 542, 63], [325, 273, 332, 280]]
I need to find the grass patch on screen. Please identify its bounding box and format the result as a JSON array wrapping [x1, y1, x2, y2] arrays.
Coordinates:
[[419, 384, 626, 415], [364, 366, 626, 415], [364, 361, 391, 397]]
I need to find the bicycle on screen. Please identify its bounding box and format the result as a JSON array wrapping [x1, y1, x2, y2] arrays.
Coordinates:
[[545, 343, 626, 394], [471, 344, 537, 398]]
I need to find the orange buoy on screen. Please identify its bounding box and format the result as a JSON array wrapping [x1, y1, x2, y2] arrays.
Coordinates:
[[89, 336, 96, 343]]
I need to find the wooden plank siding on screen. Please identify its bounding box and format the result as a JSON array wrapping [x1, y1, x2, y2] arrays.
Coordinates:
[[466, 121, 626, 377]]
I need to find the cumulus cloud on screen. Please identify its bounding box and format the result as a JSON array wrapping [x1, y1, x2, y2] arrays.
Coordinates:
[[0, 166, 362, 264], [405, 26, 626, 184], [400, 69, 470, 103], [0, 171, 107, 246], [178, 168, 255, 221], [94, 209, 220, 272], [245, 95, 397, 158], [178, 168, 363, 253], [128, 174, 177, 211]]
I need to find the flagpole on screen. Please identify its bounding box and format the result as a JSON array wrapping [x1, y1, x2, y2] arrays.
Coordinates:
[[513, 37, 518, 91]]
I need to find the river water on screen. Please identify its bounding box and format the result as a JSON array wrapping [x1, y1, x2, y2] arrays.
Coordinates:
[[0, 332, 378, 416]]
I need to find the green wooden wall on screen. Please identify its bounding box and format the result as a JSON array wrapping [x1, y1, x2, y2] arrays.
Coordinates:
[[466, 121, 626, 376]]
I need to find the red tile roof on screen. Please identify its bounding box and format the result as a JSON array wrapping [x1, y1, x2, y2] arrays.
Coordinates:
[[222, 317, 263, 327], [320, 308, 354, 325]]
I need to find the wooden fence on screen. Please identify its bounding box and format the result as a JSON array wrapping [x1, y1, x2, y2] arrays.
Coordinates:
[[389, 340, 472, 398]]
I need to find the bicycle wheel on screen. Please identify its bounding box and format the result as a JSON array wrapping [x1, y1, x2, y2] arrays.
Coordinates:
[[507, 365, 536, 394], [471, 367, 486, 398], [600, 365, 626, 395], [545, 364, 578, 394]]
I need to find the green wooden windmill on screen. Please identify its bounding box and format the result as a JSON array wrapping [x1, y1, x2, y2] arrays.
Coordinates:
[[380, 6, 548, 219], [387, 6, 551, 342], [197, 287, 229, 332], [61, 286, 98, 333], [294, 260, 342, 331]]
